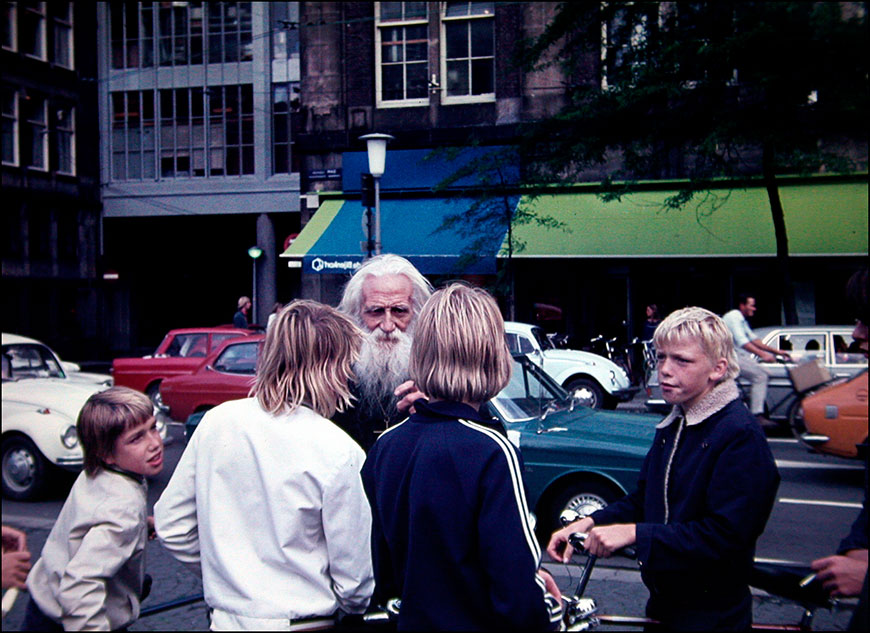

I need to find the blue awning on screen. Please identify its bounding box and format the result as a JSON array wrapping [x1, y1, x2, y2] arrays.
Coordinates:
[[282, 196, 516, 274]]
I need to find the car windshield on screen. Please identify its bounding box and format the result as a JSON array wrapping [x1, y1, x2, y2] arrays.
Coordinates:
[[213, 342, 258, 375], [2, 344, 66, 380], [531, 326, 555, 351], [490, 356, 571, 423]]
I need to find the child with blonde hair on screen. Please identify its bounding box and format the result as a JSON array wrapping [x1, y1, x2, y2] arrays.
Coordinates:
[[362, 283, 563, 630]]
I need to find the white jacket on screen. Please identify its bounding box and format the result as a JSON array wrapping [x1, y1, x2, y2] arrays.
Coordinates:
[[154, 398, 374, 630], [27, 469, 148, 631]]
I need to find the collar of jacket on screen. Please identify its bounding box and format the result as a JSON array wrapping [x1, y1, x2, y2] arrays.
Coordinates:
[[413, 399, 498, 427], [657, 379, 740, 429], [103, 464, 147, 486]]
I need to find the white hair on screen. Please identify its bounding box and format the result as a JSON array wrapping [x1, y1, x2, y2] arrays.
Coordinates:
[[337, 254, 433, 327]]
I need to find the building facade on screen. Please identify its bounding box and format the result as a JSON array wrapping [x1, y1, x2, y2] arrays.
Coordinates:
[[95, 1, 302, 353], [2, 2, 105, 362]]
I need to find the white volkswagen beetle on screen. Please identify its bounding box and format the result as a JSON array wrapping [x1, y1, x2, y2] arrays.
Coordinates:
[[504, 322, 636, 409], [2, 333, 110, 500]]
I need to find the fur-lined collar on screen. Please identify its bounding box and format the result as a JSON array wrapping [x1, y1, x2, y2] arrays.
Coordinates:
[[657, 379, 740, 429]]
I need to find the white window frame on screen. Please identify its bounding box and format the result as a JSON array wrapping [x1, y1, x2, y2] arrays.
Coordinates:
[[440, 1, 495, 105], [21, 1, 46, 61], [2, 1, 18, 52], [1, 87, 19, 166], [375, 2, 430, 109], [599, 1, 652, 91], [54, 104, 75, 175], [51, 1, 73, 69], [25, 94, 47, 171]]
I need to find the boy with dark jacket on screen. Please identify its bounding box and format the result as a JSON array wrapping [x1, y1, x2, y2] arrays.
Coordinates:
[[548, 306, 780, 631]]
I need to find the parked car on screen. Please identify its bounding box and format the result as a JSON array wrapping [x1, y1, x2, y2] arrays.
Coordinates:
[[789, 369, 868, 459], [112, 327, 255, 407], [183, 351, 658, 541], [645, 325, 868, 420], [159, 335, 263, 422], [2, 333, 113, 388], [504, 321, 636, 409], [2, 335, 113, 500]]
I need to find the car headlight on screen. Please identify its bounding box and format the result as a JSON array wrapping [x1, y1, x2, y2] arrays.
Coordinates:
[[61, 425, 79, 449]]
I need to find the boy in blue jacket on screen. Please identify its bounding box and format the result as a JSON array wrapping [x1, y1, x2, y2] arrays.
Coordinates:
[[548, 306, 780, 631], [362, 283, 562, 631]]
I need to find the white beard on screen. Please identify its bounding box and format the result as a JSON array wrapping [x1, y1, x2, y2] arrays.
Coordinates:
[[354, 327, 413, 417]]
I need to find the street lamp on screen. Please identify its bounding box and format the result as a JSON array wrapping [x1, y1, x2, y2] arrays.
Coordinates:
[[248, 245, 263, 323], [359, 133, 394, 255]]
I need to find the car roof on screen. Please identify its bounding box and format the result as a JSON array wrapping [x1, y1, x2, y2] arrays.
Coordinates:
[[164, 327, 254, 336], [754, 324, 855, 336], [2, 332, 46, 346]]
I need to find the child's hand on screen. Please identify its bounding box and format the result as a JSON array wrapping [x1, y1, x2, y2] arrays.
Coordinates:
[[147, 516, 156, 540]]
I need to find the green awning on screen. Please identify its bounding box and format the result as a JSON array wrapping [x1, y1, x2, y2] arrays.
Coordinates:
[[502, 181, 868, 258]]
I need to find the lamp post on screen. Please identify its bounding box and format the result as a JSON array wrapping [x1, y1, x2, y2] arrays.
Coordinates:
[[359, 133, 394, 255], [247, 245, 263, 322]]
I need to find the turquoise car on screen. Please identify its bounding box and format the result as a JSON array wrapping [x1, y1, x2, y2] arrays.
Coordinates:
[[185, 355, 659, 541], [484, 355, 658, 540]]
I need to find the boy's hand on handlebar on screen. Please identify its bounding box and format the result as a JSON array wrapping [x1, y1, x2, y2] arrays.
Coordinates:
[[547, 517, 594, 563], [584, 524, 637, 558], [811, 550, 868, 597], [537, 568, 563, 604]]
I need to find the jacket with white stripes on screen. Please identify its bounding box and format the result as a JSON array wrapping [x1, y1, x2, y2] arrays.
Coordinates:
[[361, 399, 561, 631]]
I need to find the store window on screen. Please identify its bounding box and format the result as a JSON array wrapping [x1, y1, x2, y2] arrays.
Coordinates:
[[376, 2, 429, 107], [441, 1, 494, 104]]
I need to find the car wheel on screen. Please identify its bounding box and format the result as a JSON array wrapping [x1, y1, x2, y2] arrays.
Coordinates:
[[146, 382, 164, 409], [1, 436, 47, 501], [788, 400, 807, 438], [541, 480, 620, 540], [564, 378, 606, 409]]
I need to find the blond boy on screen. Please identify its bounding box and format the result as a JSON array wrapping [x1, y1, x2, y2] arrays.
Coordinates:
[[548, 307, 780, 631], [24, 387, 163, 631]]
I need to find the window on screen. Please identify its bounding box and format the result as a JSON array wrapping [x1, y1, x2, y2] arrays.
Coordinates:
[[272, 82, 298, 174], [53, 104, 74, 174], [441, 1, 494, 104], [376, 1, 429, 107], [19, 1, 46, 60], [112, 84, 252, 181], [111, 90, 156, 180], [1, 87, 18, 165], [208, 2, 253, 64], [22, 92, 47, 170], [2, 1, 17, 51], [50, 1, 72, 68], [214, 341, 258, 374], [600, 1, 656, 90]]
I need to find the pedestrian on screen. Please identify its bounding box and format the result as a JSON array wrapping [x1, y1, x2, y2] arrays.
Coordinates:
[[266, 301, 283, 331], [362, 282, 563, 631], [22, 387, 163, 631], [334, 253, 433, 450], [2, 525, 30, 590], [547, 307, 780, 631], [721, 294, 791, 428], [233, 296, 251, 328], [642, 303, 661, 341], [155, 299, 374, 630]]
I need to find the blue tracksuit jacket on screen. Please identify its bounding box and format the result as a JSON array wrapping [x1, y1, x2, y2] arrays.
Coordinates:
[[361, 399, 561, 631]]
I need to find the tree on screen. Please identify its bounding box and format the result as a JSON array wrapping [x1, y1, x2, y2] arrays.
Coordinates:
[[517, 1, 868, 324]]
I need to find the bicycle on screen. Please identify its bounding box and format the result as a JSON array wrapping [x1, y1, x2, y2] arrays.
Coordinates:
[[559, 531, 839, 631]]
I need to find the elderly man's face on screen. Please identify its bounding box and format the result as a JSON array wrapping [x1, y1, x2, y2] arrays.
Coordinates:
[[361, 274, 414, 337]]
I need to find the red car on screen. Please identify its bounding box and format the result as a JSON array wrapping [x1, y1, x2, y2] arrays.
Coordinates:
[[159, 335, 264, 422], [112, 327, 255, 406]]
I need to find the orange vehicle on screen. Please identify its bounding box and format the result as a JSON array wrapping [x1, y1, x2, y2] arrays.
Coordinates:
[[790, 369, 868, 459]]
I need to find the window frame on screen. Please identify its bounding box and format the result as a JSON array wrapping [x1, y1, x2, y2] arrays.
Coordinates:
[[23, 92, 48, 171], [50, 1, 73, 69], [439, 1, 495, 105], [53, 103, 75, 175], [2, 1, 18, 52], [375, 1, 430, 109]]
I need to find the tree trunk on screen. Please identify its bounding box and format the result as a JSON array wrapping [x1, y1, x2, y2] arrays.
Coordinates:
[[762, 141, 799, 325]]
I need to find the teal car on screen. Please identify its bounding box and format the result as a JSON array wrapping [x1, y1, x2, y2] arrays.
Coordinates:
[[185, 355, 659, 541], [484, 355, 658, 540]]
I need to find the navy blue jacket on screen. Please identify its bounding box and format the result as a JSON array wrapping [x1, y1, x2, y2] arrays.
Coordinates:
[[361, 400, 561, 631], [591, 383, 780, 630]]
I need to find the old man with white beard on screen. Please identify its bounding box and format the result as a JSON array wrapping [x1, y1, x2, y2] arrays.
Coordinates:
[[335, 254, 433, 451]]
